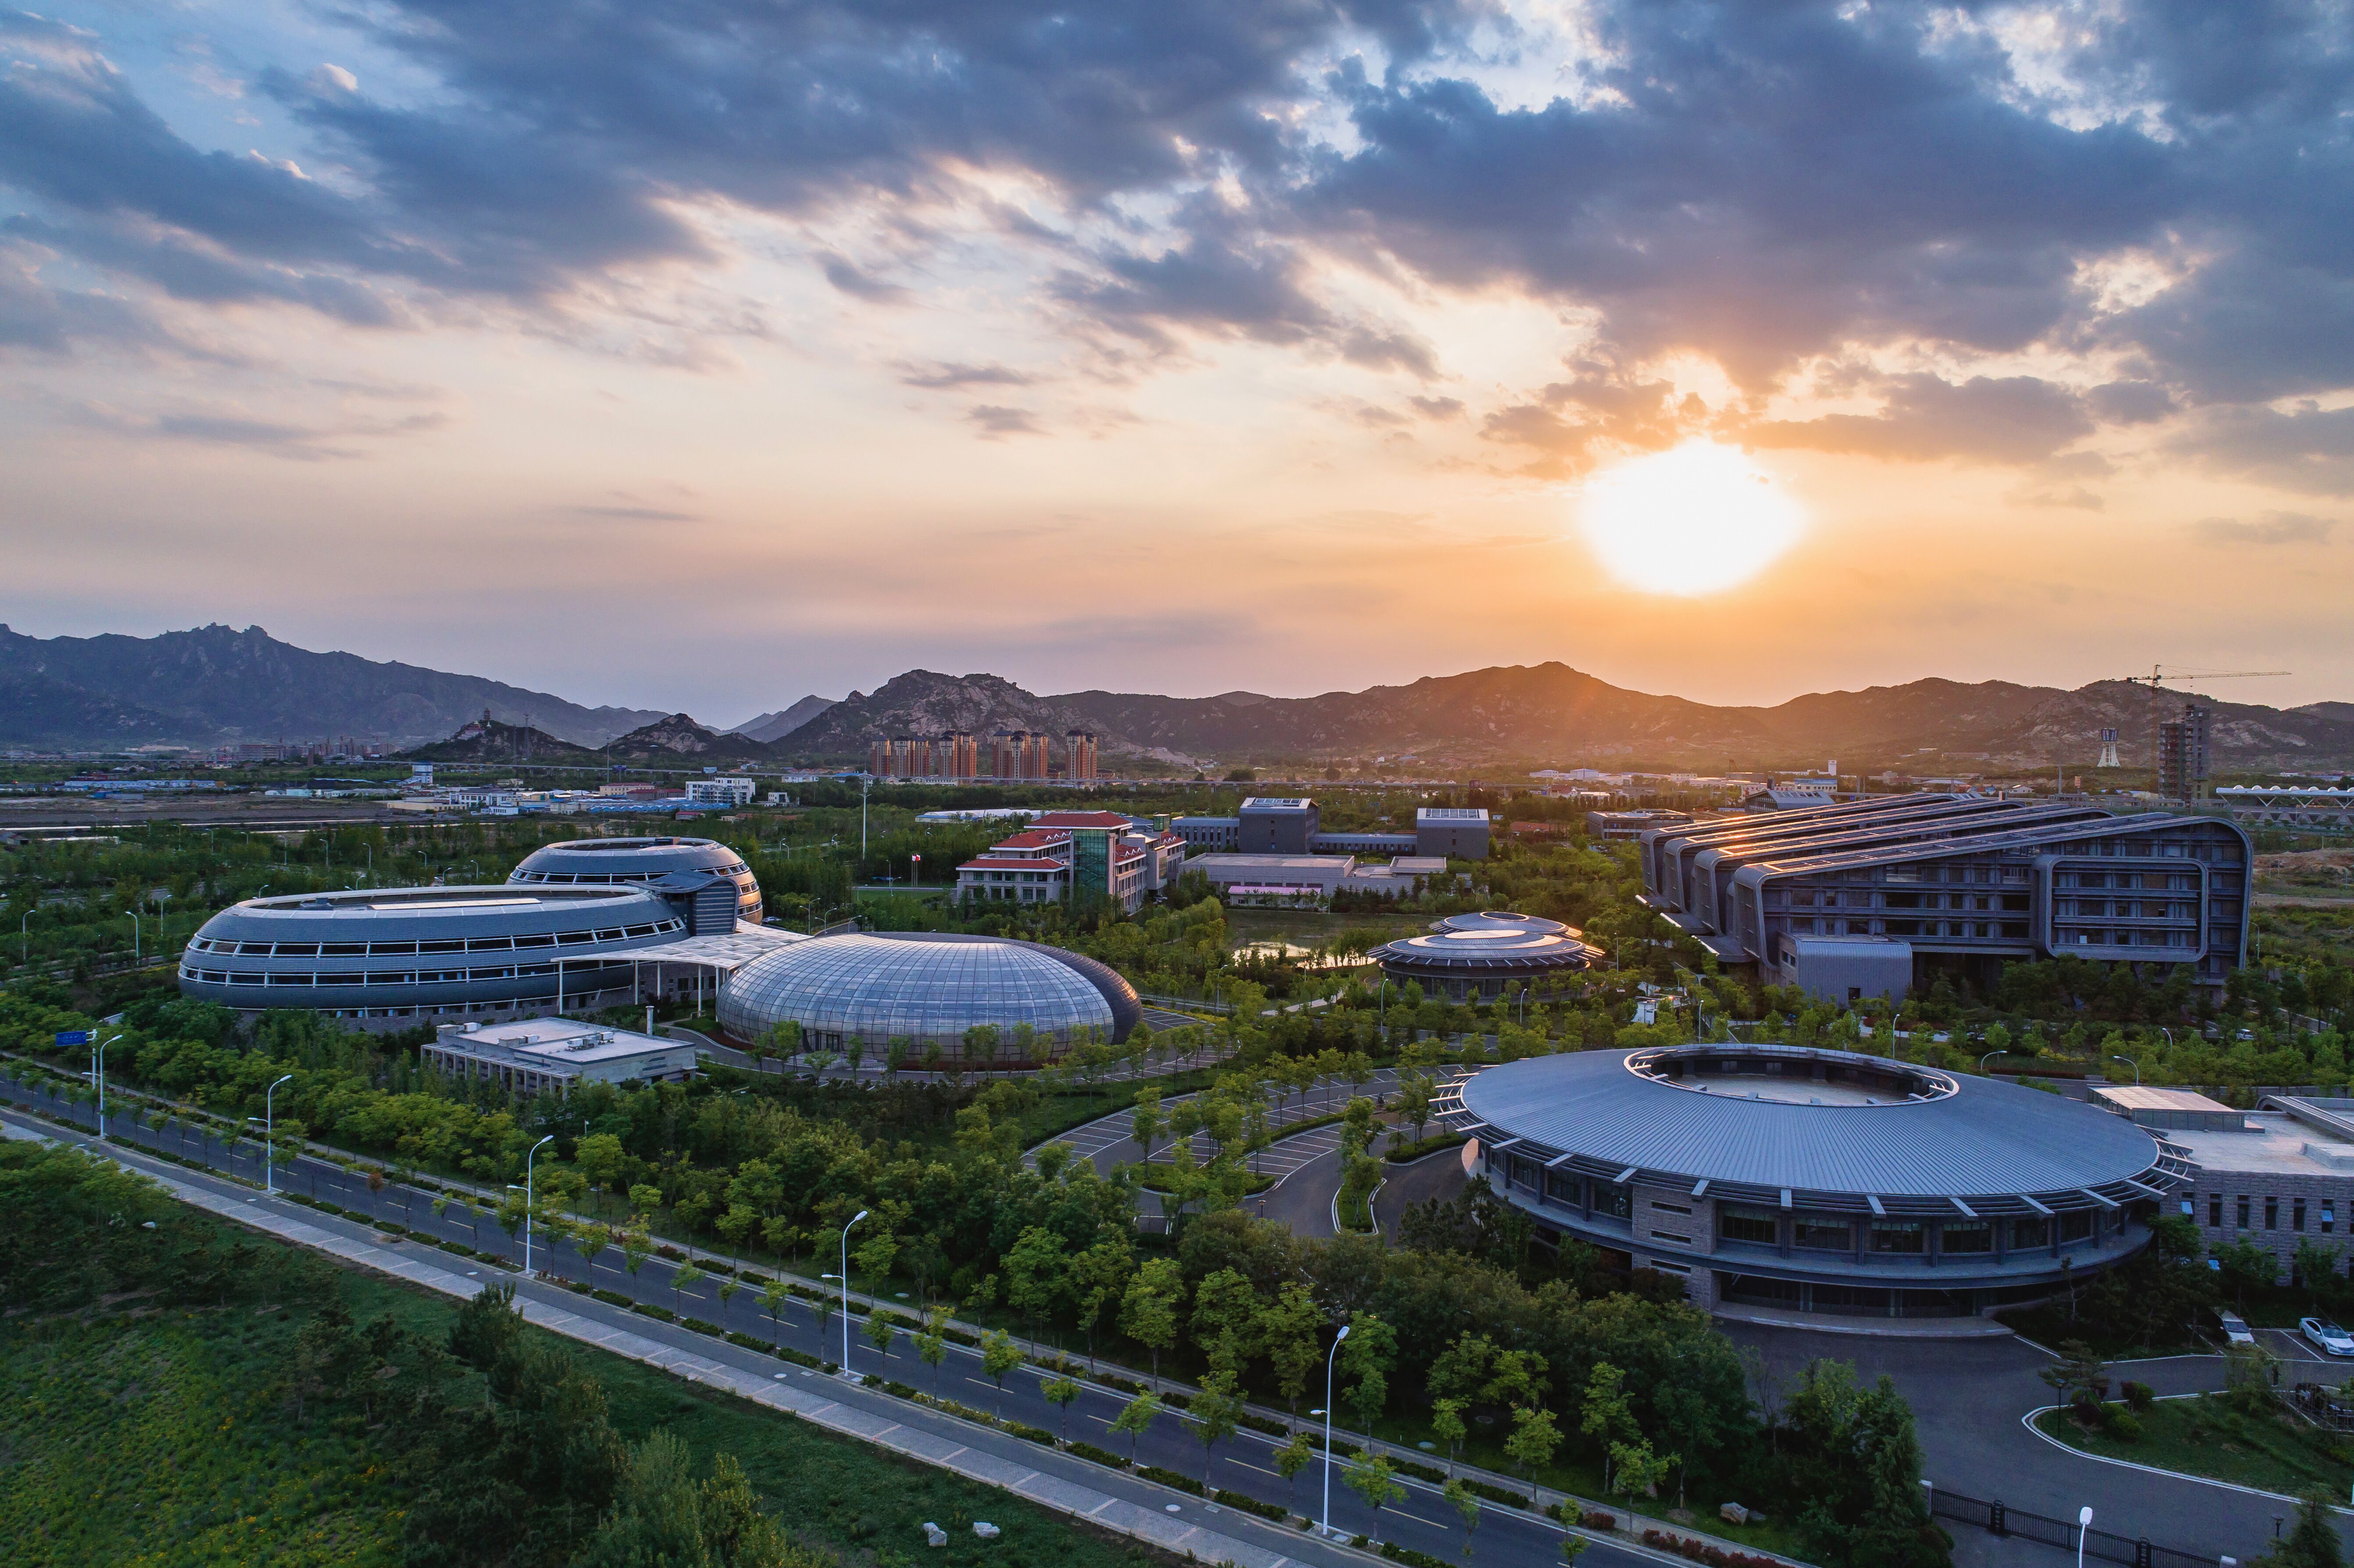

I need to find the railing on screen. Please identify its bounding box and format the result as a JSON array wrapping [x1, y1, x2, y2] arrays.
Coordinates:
[[1926, 1485, 2222, 1568]]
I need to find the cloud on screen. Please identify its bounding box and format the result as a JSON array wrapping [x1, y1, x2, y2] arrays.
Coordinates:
[[2193, 511, 2335, 546], [967, 403, 1045, 437], [2167, 403, 2354, 496], [1746, 375, 2094, 465], [818, 254, 911, 304], [898, 361, 1034, 389], [568, 504, 700, 521], [1409, 395, 1463, 419], [68, 400, 449, 458]]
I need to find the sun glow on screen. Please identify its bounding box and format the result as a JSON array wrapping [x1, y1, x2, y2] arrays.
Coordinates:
[[1576, 441, 1807, 595]]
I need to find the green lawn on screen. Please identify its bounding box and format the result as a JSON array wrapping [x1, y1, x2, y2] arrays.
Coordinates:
[[2036, 1396, 2354, 1497], [0, 1215, 1182, 1568]]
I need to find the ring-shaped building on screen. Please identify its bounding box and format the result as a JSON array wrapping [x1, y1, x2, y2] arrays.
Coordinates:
[[716, 932, 1141, 1064], [1443, 1043, 2189, 1324], [510, 836, 762, 924], [1370, 911, 1601, 1000], [179, 886, 686, 1026]]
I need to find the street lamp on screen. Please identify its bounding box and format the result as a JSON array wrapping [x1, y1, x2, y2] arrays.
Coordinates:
[[261, 1073, 293, 1193], [520, 1134, 555, 1276], [126, 909, 140, 962], [2111, 1055, 2141, 1086], [1979, 1050, 2002, 1075], [840, 1209, 870, 1374], [2076, 1505, 2093, 1568], [90, 1030, 119, 1141], [1320, 1323, 1352, 1537]]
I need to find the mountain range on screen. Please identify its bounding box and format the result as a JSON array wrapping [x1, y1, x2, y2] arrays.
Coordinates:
[[4, 623, 2350, 775]]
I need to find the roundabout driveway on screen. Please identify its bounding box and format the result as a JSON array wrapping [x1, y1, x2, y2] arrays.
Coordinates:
[[1720, 1321, 2349, 1565]]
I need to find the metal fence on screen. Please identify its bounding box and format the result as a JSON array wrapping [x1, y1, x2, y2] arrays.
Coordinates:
[[1927, 1487, 2222, 1568]]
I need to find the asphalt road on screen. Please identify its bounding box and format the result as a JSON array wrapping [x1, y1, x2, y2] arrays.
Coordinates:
[[2, 1075, 1676, 1568], [1723, 1320, 2353, 1566]]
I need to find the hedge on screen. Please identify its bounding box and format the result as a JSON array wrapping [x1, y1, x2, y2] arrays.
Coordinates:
[[1213, 1490, 1286, 1521], [1136, 1466, 1205, 1496]]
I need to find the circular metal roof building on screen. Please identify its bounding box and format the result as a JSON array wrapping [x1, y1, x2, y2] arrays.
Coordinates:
[[179, 886, 685, 1026], [717, 932, 1141, 1065], [510, 836, 761, 924], [1444, 1043, 2189, 1326], [1370, 911, 1601, 998]]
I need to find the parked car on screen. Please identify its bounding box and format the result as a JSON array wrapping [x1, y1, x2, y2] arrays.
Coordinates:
[[2303, 1318, 2354, 1357], [2218, 1310, 2257, 1347]]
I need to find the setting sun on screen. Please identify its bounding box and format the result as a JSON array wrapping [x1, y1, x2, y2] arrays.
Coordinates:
[[1575, 441, 1807, 596]]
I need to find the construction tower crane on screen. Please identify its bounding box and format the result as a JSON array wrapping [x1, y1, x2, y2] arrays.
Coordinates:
[[2113, 665, 2291, 798]]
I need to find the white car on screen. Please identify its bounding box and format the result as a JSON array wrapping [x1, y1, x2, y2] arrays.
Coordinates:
[[2218, 1311, 2256, 1347], [2302, 1317, 2354, 1357]]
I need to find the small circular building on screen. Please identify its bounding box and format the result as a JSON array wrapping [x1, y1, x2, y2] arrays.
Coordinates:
[[179, 886, 685, 1026], [1370, 911, 1601, 999], [716, 932, 1141, 1064], [510, 836, 762, 924], [1446, 1043, 2187, 1324]]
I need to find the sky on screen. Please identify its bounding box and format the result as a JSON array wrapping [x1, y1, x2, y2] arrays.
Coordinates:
[[4, 0, 2353, 725]]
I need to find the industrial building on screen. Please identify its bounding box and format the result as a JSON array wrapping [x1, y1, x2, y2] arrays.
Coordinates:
[[423, 1018, 701, 1094], [1635, 794, 2251, 1000], [1586, 808, 1695, 842], [178, 886, 690, 1025], [682, 775, 757, 807], [1369, 911, 1599, 998], [1444, 1044, 2187, 1323], [715, 931, 1141, 1063], [509, 836, 762, 924], [1416, 806, 1492, 859]]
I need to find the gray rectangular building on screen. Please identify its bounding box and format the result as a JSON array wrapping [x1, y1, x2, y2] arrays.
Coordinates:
[[1417, 806, 1491, 860], [1240, 797, 1320, 853]]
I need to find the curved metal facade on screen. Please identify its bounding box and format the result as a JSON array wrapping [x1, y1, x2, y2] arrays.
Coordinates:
[[510, 836, 762, 923], [178, 885, 683, 1022], [716, 932, 1139, 1061], [1371, 911, 1600, 998], [1445, 1044, 2190, 1323]]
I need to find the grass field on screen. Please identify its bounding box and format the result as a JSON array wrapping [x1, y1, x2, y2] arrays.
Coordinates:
[[2035, 1395, 2354, 1498], [0, 1212, 1179, 1568]]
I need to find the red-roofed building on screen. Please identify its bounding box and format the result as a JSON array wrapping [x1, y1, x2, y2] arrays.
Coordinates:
[[955, 819, 1186, 912]]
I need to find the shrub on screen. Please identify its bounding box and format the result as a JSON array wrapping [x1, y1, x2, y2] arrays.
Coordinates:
[[681, 1317, 723, 1337], [1392, 1458, 1446, 1484], [774, 1345, 824, 1370], [1137, 1466, 1206, 1496], [1458, 1478, 1531, 1509], [1379, 1543, 1451, 1568], [437, 1239, 476, 1257], [592, 1288, 634, 1308], [726, 1331, 768, 1351], [632, 1303, 677, 1323], [1214, 1490, 1286, 1521], [2122, 1380, 2155, 1412], [1065, 1441, 1131, 1470], [2101, 1407, 2144, 1443]]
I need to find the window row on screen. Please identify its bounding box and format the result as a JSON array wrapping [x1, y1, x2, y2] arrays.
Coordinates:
[[180, 959, 635, 988], [2206, 1192, 2336, 1233], [185, 921, 681, 957]]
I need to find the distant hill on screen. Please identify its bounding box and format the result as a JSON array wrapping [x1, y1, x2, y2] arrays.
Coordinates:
[[403, 718, 600, 764], [0, 623, 665, 749], [604, 713, 775, 763], [728, 696, 836, 743], [776, 663, 2354, 773]]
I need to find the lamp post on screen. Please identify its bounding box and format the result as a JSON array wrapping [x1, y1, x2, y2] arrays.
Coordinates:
[[2076, 1505, 2093, 1568], [521, 1134, 554, 1277], [1320, 1323, 1352, 1537], [126, 909, 139, 962], [2111, 1055, 2141, 1086], [841, 1209, 870, 1373], [262, 1073, 293, 1194], [91, 1032, 116, 1140], [1979, 1050, 2003, 1075]]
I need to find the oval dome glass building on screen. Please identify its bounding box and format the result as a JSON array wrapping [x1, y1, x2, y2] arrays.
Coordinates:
[[717, 933, 1141, 1064], [179, 885, 685, 1027], [1444, 1043, 2190, 1324], [510, 836, 761, 924], [1370, 911, 1601, 999]]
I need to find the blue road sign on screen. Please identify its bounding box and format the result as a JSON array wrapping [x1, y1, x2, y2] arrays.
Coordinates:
[[54, 1030, 92, 1046]]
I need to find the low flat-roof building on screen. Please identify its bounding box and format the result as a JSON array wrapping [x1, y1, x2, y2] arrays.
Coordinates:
[[1586, 808, 1693, 843], [1240, 797, 1319, 854], [423, 1018, 701, 1095], [2090, 1085, 2248, 1132], [1371, 911, 1599, 998], [1417, 807, 1491, 860], [2167, 1098, 2354, 1274]]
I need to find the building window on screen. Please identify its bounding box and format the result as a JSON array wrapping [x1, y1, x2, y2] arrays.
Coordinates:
[[1650, 1230, 1691, 1246], [2267, 1196, 2280, 1231], [1718, 1208, 1779, 1246], [1941, 1221, 1994, 1254], [2011, 1216, 2050, 1249], [2238, 1195, 2250, 1229], [2326, 1205, 2338, 1234], [2296, 1198, 2307, 1234], [1593, 1181, 1633, 1220], [2060, 1209, 2097, 1245], [1870, 1220, 1924, 1254], [1793, 1215, 1852, 1251], [2210, 1193, 2223, 1228]]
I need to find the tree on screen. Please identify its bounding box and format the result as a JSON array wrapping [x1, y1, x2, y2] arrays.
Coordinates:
[[760, 1277, 793, 1346], [670, 1260, 703, 1318], [1121, 1257, 1183, 1389], [1272, 1430, 1315, 1516], [1343, 1451, 1405, 1524], [2262, 1490, 2347, 1568], [1609, 1438, 1671, 1501], [1339, 1312, 1397, 1442], [1131, 1087, 1166, 1164], [1258, 1281, 1323, 1424], [1506, 1404, 1562, 1484], [2038, 1340, 2112, 1410], [1004, 1226, 1070, 1341], [1580, 1363, 1637, 1493], [1110, 1390, 1163, 1463], [1187, 1372, 1245, 1489], [981, 1329, 1022, 1417], [853, 1228, 900, 1296], [1191, 1266, 1260, 1373], [1043, 1370, 1084, 1441], [1432, 1399, 1468, 1478], [1443, 1479, 1481, 1558], [916, 1310, 951, 1397], [863, 1308, 898, 1370]]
